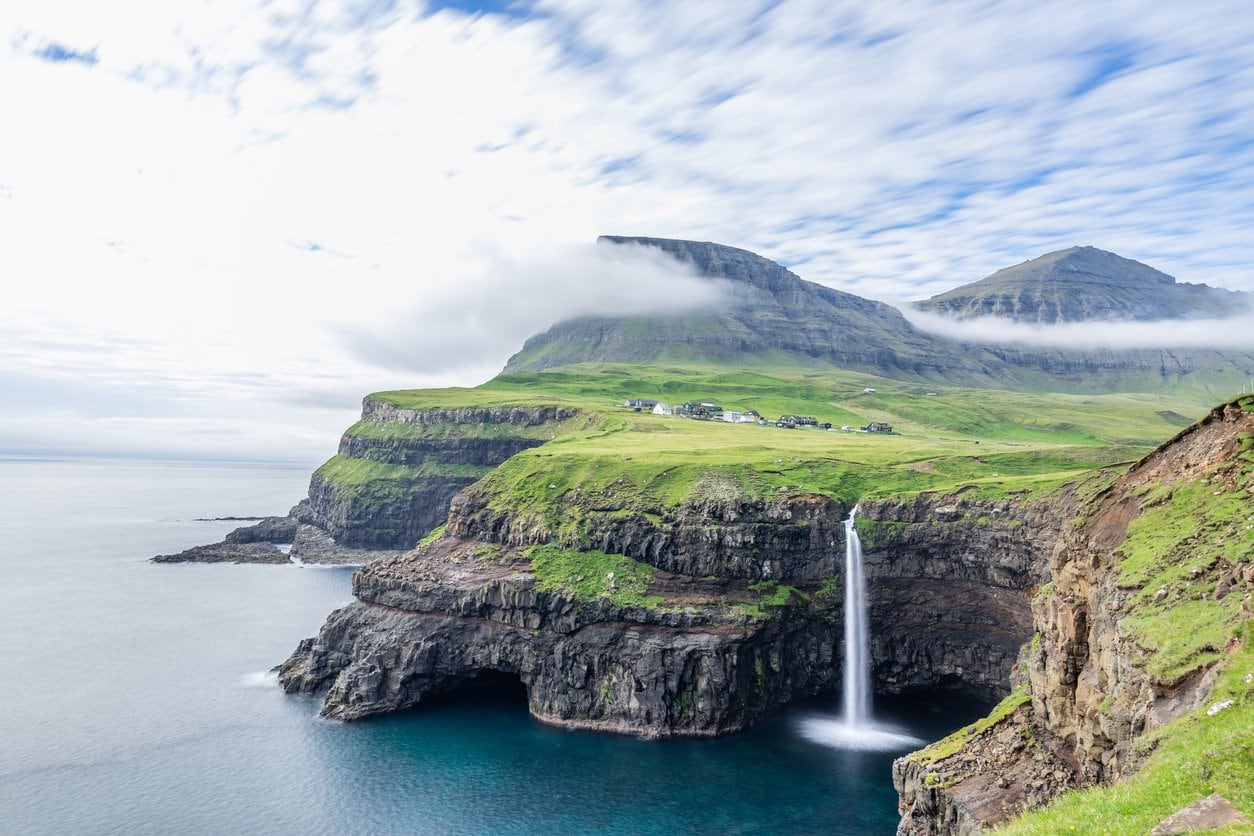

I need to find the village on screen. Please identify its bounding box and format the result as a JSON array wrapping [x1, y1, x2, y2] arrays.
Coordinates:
[[622, 398, 892, 433]]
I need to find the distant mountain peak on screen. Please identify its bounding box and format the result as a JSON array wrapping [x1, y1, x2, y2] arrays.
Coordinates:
[[916, 246, 1245, 323]]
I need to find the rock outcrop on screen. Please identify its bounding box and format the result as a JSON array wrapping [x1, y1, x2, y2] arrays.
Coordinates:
[[279, 536, 841, 736], [153, 515, 296, 564]]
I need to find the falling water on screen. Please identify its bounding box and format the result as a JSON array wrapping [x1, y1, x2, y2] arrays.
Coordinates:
[[842, 507, 871, 727], [795, 506, 924, 750]]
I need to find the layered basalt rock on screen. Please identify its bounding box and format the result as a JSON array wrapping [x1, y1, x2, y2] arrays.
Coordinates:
[[279, 537, 840, 736], [447, 485, 845, 581], [300, 404, 581, 550], [281, 471, 1073, 737], [893, 398, 1254, 833], [859, 492, 1080, 701]]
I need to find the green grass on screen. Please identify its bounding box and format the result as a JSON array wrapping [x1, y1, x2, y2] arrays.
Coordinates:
[[910, 687, 1032, 765], [1000, 642, 1254, 834], [315, 453, 492, 484], [326, 363, 1218, 551], [417, 524, 446, 548], [343, 416, 582, 443], [737, 580, 809, 619], [525, 543, 663, 608], [1115, 474, 1254, 684]]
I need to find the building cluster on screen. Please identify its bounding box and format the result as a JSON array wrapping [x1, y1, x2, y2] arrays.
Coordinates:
[[622, 399, 891, 433]]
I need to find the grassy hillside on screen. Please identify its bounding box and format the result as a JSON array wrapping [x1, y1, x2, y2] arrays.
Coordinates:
[[353, 363, 1226, 517], [1004, 409, 1254, 832]]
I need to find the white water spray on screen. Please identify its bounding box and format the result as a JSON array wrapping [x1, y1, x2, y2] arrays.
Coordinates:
[[842, 507, 871, 727], [795, 506, 923, 750]]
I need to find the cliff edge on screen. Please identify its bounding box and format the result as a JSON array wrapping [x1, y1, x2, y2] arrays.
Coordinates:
[[894, 396, 1254, 834]]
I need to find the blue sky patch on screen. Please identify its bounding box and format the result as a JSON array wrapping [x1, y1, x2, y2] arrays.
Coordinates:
[[33, 41, 98, 66], [426, 0, 533, 18]]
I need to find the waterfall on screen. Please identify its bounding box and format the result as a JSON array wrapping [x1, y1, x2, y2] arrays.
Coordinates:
[[795, 505, 923, 750], [842, 507, 871, 727]]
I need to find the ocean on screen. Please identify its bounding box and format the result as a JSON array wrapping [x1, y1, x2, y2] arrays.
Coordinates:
[[0, 457, 986, 835]]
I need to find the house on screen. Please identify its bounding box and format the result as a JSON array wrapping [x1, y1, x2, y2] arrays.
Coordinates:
[[624, 399, 659, 411], [678, 401, 723, 419], [722, 410, 757, 424], [862, 422, 893, 433], [774, 419, 796, 429], [778, 415, 817, 428], [652, 402, 673, 416]]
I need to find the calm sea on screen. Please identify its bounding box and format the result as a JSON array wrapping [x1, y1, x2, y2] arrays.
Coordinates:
[[0, 457, 985, 835]]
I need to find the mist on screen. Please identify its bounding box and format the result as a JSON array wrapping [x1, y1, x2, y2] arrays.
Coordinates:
[[901, 303, 1254, 350], [335, 241, 730, 376]]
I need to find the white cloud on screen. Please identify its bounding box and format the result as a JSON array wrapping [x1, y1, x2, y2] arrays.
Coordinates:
[[3, 1, 1254, 458], [903, 307, 1254, 351], [333, 240, 728, 375]]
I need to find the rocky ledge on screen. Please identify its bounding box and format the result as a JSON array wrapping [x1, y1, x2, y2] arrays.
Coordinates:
[[281, 468, 1077, 738], [279, 536, 840, 736]]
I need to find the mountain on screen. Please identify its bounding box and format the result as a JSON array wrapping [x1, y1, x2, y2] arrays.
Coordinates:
[[916, 245, 1249, 323], [506, 237, 1254, 397], [505, 236, 1009, 385]]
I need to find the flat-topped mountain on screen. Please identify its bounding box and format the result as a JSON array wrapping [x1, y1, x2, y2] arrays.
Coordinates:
[[505, 237, 1254, 396], [916, 245, 1249, 323], [505, 236, 1005, 384]]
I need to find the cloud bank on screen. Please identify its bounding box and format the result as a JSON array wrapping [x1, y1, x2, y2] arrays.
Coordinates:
[[903, 306, 1254, 351], [335, 241, 728, 375]]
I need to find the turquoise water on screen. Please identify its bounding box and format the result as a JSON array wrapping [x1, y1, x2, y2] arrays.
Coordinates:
[[0, 458, 988, 834]]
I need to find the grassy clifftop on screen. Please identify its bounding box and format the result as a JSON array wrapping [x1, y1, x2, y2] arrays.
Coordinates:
[[313, 361, 1235, 555]]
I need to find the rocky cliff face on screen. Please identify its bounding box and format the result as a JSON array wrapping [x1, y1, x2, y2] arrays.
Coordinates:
[[448, 481, 845, 581], [279, 536, 841, 737], [860, 491, 1080, 701], [281, 460, 1074, 738], [297, 402, 581, 553], [893, 397, 1254, 833]]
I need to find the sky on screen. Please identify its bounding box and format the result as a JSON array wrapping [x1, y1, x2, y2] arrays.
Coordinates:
[[3, 0, 1254, 461]]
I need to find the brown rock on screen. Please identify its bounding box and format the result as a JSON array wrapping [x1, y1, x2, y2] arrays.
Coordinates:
[[1150, 794, 1250, 835]]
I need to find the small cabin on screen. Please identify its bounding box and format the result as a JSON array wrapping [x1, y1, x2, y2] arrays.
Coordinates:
[[652, 402, 673, 416]]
